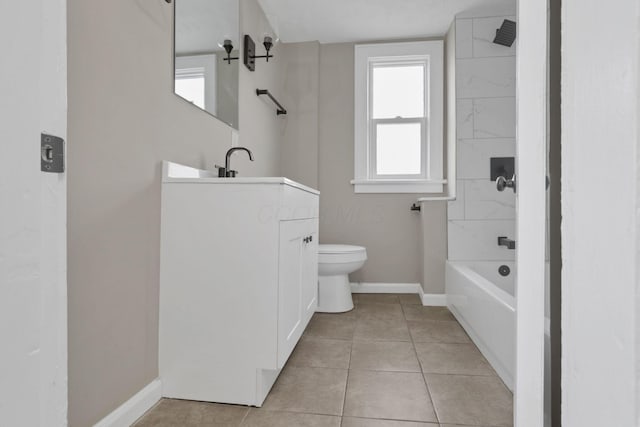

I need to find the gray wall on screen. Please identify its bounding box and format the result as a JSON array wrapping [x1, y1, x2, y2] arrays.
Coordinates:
[[318, 43, 443, 285], [417, 23, 459, 296], [420, 203, 448, 293], [236, 0, 286, 176], [280, 42, 320, 188], [67, 0, 284, 425]]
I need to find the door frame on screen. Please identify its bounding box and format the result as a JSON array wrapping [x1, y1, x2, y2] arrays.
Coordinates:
[[515, 0, 548, 425], [1, 0, 68, 425]]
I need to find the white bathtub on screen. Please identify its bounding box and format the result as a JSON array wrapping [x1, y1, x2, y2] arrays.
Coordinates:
[[446, 261, 517, 390], [446, 260, 551, 423]]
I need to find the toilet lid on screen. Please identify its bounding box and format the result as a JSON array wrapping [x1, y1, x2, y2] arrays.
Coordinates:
[[319, 244, 366, 254]]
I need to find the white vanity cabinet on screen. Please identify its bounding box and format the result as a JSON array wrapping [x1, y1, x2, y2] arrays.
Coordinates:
[[159, 162, 319, 406], [278, 218, 318, 367]]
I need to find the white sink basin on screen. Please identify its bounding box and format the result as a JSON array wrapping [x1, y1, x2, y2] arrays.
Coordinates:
[[162, 161, 319, 195]]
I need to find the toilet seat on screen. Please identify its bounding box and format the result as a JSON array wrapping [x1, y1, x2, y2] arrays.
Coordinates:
[[319, 244, 366, 253], [318, 244, 367, 264]]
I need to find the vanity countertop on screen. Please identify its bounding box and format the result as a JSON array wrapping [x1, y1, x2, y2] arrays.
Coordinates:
[[162, 161, 319, 195]]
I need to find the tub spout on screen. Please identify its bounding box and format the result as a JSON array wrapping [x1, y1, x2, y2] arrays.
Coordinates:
[[497, 236, 516, 250]]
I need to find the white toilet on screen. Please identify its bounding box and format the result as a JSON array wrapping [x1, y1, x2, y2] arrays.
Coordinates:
[[317, 244, 367, 313]]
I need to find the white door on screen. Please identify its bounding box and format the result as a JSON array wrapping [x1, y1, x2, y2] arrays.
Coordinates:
[[515, 0, 548, 425], [561, 0, 640, 425], [0, 1, 67, 426]]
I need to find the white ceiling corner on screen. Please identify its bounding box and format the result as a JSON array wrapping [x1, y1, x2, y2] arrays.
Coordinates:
[[256, 0, 516, 44]]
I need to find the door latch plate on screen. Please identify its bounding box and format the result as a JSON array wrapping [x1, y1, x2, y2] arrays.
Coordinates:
[[41, 133, 64, 173]]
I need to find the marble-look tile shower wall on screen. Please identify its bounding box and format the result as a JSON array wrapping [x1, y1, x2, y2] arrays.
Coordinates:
[[448, 15, 517, 261]]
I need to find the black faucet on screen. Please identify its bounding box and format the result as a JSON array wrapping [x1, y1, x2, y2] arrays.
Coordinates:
[[216, 147, 254, 177], [497, 236, 516, 250]]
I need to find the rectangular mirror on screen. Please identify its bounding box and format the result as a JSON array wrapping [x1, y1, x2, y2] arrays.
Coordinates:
[[174, 0, 240, 129]]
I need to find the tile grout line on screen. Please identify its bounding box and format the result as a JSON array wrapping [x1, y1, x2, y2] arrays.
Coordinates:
[[237, 406, 251, 426], [401, 303, 442, 425], [471, 17, 474, 58], [346, 366, 422, 374], [340, 339, 354, 423], [343, 415, 442, 426], [254, 407, 345, 419]]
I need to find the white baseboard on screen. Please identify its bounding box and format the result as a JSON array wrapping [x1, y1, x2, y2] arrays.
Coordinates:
[[350, 282, 447, 307], [94, 379, 162, 427], [350, 282, 422, 294], [420, 292, 448, 306]]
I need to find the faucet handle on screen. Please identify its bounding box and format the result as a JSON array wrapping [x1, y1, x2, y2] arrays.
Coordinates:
[[214, 164, 227, 178]]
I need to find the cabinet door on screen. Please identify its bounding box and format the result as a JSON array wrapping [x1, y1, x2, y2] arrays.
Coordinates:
[[301, 220, 318, 326], [277, 218, 319, 367], [277, 220, 306, 367]]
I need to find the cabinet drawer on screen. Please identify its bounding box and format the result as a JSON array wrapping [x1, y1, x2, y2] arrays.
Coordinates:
[[280, 186, 319, 220]]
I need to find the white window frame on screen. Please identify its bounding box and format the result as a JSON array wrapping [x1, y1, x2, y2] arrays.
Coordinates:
[[352, 41, 444, 193], [175, 54, 217, 114]]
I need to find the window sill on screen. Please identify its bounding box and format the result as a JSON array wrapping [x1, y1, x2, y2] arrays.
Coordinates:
[[351, 179, 446, 194], [416, 196, 456, 202]]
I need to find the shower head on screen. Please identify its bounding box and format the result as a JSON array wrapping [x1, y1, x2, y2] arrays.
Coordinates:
[[493, 19, 516, 47]]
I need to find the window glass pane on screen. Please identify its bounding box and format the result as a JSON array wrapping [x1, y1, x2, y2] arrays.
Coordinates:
[[376, 123, 422, 175], [175, 76, 206, 109], [372, 64, 424, 119]]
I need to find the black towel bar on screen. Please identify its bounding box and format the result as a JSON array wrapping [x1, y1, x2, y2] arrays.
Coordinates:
[[256, 89, 287, 115]]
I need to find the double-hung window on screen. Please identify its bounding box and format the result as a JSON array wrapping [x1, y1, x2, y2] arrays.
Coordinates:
[[353, 41, 444, 193]]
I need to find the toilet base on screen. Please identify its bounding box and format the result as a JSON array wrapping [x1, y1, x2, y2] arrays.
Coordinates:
[[316, 274, 354, 313]]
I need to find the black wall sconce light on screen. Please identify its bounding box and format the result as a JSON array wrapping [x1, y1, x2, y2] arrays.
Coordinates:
[[243, 35, 275, 71], [222, 39, 239, 64]]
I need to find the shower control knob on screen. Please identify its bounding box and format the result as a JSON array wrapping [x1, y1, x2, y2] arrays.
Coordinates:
[[496, 174, 516, 193], [496, 176, 507, 191]]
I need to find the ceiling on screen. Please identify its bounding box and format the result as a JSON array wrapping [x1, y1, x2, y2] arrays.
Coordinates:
[[257, 0, 516, 44]]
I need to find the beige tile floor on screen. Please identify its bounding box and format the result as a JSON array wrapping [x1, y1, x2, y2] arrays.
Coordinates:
[[134, 294, 513, 427]]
